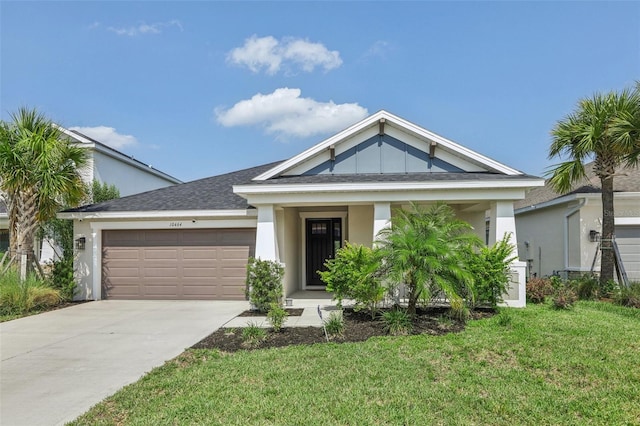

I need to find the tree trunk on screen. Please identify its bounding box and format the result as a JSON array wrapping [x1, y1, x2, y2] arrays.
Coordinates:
[[15, 189, 39, 279], [600, 175, 615, 286]]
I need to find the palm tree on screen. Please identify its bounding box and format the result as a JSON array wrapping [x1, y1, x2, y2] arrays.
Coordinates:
[[378, 203, 481, 316], [0, 107, 88, 277], [547, 85, 640, 285]]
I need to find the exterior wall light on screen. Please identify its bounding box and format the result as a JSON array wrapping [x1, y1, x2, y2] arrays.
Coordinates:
[[75, 237, 86, 250], [589, 230, 601, 242]]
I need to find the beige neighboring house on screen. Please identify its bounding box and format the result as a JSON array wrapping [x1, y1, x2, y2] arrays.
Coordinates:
[[514, 163, 640, 281], [61, 110, 545, 307], [0, 126, 182, 258]]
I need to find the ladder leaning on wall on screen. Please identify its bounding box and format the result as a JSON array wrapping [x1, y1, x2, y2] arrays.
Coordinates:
[[590, 236, 630, 288]]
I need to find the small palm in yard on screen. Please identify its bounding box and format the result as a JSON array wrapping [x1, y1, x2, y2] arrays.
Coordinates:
[[323, 311, 345, 338], [378, 202, 481, 316], [241, 322, 266, 348], [381, 307, 413, 336]]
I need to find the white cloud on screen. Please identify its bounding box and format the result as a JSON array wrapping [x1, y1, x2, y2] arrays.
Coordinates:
[[215, 88, 368, 138], [69, 126, 138, 150], [228, 35, 342, 75], [364, 40, 392, 59], [106, 20, 183, 37]]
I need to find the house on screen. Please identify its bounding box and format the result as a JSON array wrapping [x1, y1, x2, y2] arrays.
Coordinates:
[[0, 126, 181, 259], [60, 111, 545, 307], [514, 163, 640, 281]]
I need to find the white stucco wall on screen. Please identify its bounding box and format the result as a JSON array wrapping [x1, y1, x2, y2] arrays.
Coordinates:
[[348, 205, 374, 246], [515, 203, 567, 278], [92, 151, 176, 196]]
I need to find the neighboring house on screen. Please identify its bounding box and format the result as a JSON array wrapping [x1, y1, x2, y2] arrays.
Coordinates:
[[514, 163, 640, 281], [57, 127, 182, 197], [0, 126, 182, 259], [60, 110, 545, 306]]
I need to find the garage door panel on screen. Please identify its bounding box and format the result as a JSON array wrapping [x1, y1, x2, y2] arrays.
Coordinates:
[[182, 248, 219, 259], [616, 225, 640, 281], [221, 247, 250, 259], [222, 266, 249, 278], [103, 267, 141, 278], [104, 248, 140, 259], [143, 248, 179, 259], [143, 268, 178, 278], [102, 229, 255, 300], [105, 283, 140, 297]]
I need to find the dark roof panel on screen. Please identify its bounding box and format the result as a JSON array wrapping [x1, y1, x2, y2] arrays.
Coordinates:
[[64, 161, 283, 213]]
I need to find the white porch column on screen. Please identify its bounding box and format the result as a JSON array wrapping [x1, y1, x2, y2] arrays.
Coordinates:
[[489, 201, 518, 247], [91, 230, 100, 300], [255, 204, 278, 261], [373, 202, 391, 243], [490, 201, 526, 307]]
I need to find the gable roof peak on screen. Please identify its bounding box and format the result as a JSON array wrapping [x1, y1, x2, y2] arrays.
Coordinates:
[[252, 110, 522, 181]]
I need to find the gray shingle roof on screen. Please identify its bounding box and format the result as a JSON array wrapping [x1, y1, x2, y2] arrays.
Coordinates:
[[514, 162, 640, 210], [64, 161, 541, 214], [64, 161, 283, 213]]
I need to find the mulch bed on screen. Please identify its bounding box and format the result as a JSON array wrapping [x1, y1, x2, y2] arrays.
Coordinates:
[[192, 307, 495, 353]]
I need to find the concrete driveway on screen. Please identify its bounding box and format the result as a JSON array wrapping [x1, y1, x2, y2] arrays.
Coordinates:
[[0, 300, 247, 426]]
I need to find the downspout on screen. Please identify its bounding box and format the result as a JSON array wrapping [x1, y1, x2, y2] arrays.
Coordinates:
[[564, 199, 587, 271]]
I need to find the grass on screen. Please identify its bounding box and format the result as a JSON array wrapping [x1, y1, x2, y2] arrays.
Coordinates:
[[71, 301, 640, 425], [0, 268, 61, 322]]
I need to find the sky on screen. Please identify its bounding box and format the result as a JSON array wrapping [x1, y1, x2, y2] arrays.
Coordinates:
[[1, 1, 638, 182]]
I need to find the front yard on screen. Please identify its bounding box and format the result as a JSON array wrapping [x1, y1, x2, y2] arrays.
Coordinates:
[[71, 301, 640, 425]]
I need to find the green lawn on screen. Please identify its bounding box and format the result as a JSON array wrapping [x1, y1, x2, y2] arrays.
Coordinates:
[[71, 302, 640, 425]]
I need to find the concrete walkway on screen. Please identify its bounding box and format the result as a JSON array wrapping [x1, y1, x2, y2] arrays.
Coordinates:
[[224, 302, 340, 328], [0, 300, 247, 426]]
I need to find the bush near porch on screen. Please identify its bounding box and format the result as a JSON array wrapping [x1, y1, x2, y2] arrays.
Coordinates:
[[320, 203, 515, 320]]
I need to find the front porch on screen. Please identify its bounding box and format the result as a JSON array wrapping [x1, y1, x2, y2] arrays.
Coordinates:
[[251, 201, 527, 307]]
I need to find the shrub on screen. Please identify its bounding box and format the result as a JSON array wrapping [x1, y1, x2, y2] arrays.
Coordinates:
[[48, 256, 76, 301], [437, 315, 453, 327], [0, 268, 61, 316], [323, 311, 345, 338], [266, 302, 288, 332], [614, 282, 640, 308], [464, 234, 516, 308], [448, 298, 471, 323], [319, 242, 384, 318], [241, 322, 267, 348], [245, 258, 284, 313], [571, 274, 599, 300], [599, 279, 619, 298], [526, 277, 553, 304], [381, 308, 413, 336], [552, 285, 578, 310]]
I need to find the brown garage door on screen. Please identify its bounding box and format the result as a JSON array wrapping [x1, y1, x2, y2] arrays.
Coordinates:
[[102, 229, 255, 300]]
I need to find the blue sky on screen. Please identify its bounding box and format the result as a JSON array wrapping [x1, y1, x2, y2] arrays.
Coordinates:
[[1, 1, 638, 182]]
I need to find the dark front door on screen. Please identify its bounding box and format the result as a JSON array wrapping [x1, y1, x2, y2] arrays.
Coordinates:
[[306, 218, 342, 286]]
